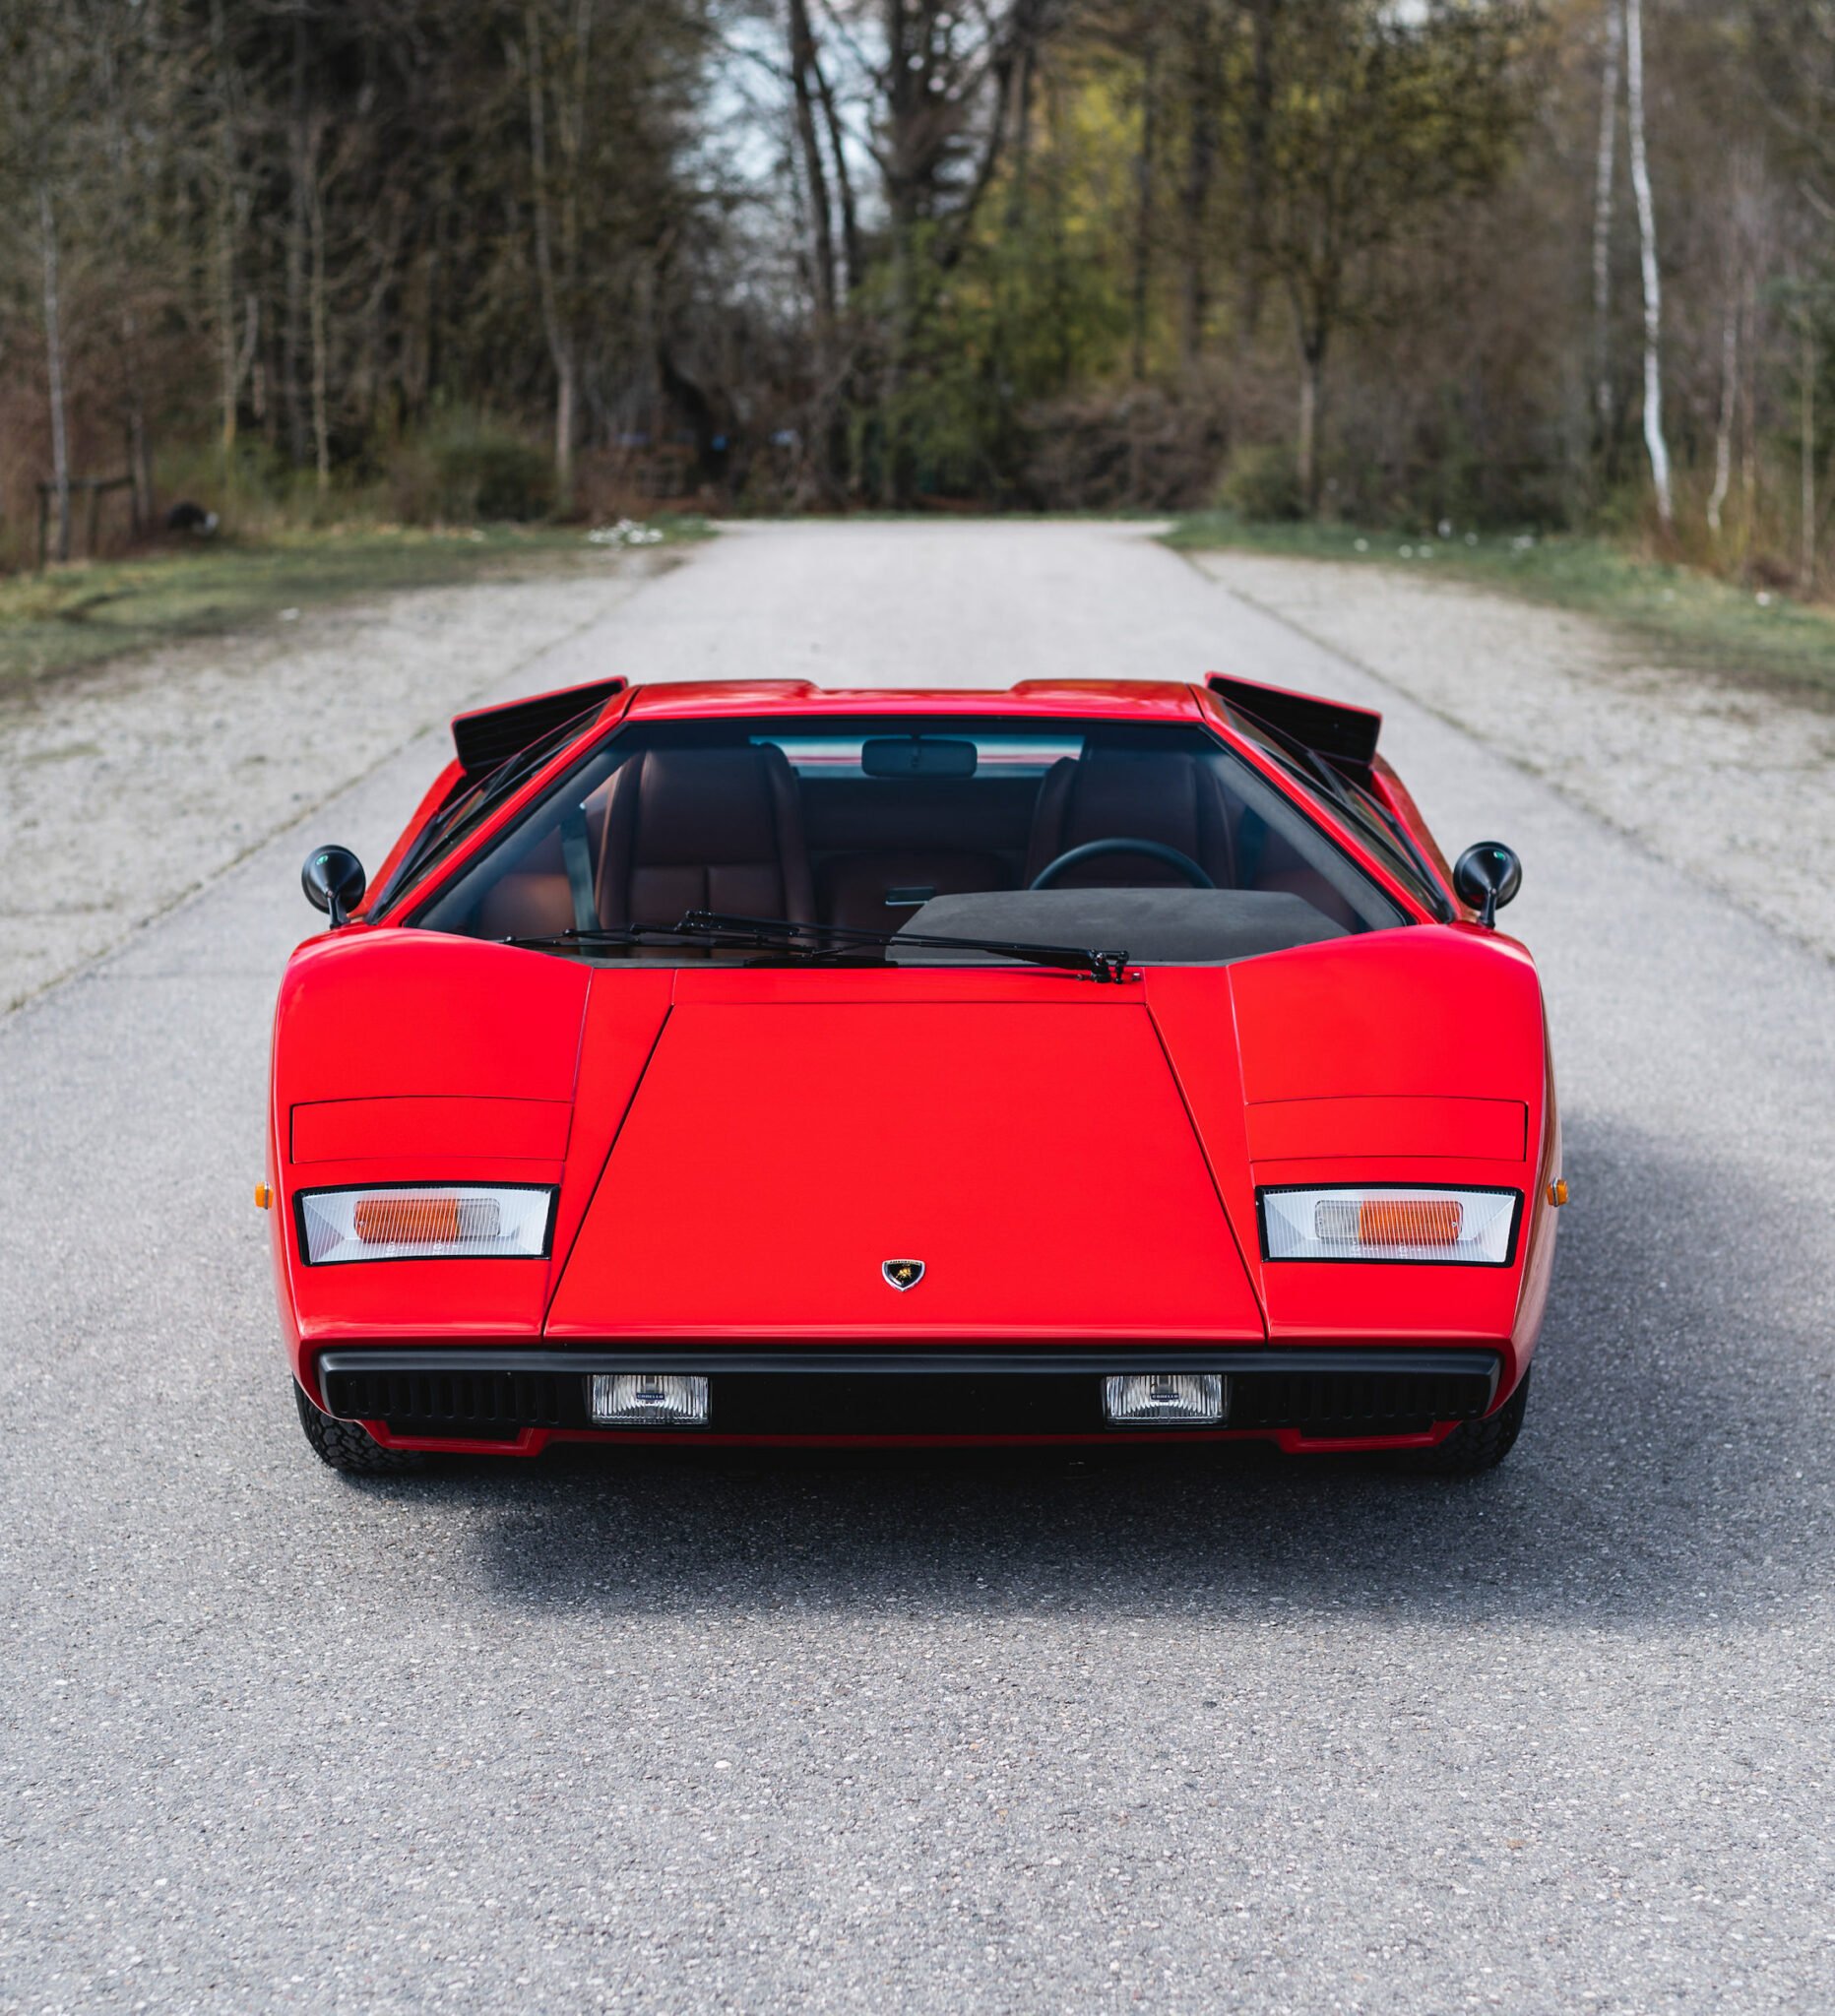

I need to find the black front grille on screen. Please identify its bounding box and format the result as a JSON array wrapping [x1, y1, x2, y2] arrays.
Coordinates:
[[320, 1364, 570, 1439], [316, 1348, 1501, 1442], [1229, 1365, 1491, 1438]]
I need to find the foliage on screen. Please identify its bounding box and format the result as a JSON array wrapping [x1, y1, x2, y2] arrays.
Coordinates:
[[5, 0, 1835, 598], [390, 415, 556, 525]]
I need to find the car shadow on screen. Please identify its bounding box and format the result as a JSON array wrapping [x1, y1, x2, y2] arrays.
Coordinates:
[[381, 1111, 1829, 1628]]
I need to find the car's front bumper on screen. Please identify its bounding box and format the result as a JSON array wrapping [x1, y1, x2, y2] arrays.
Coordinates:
[[314, 1346, 1505, 1454]]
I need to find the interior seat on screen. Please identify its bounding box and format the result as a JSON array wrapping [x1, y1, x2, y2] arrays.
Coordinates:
[[596, 744, 816, 928], [1022, 753, 1237, 890], [820, 850, 1010, 934]]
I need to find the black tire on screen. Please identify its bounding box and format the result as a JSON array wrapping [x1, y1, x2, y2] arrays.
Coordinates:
[[293, 1381, 426, 1477], [1395, 1368, 1532, 1477]]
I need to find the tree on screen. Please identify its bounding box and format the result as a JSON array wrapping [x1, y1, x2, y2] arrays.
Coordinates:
[[1256, 0, 1527, 513]]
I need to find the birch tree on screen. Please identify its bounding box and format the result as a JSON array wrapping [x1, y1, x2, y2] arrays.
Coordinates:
[[1622, 0, 1673, 530], [1591, 0, 1619, 450]]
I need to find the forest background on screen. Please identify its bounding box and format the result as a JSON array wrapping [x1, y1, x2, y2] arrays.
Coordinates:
[[2, 0, 1833, 599]]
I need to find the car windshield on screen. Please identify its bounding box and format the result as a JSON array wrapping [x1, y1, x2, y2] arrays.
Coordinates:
[[411, 715, 1412, 964]]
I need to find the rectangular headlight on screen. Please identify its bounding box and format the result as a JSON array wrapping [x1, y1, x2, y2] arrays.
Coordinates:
[[297, 1184, 555, 1264], [589, 1373, 711, 1427], [1258, 1185, 1520, 1266], [1104, 1372, 1227, 1426]]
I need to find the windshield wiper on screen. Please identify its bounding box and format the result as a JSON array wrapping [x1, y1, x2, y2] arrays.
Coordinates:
[[506, 912, 1132, 982], [684, 911, 1131, 981]]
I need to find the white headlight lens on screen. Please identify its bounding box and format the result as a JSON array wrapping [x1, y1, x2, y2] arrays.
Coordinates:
[[297, 1185, 554, 1264], [589, 1373, 711, 1426], [1103, 1372, 1227, 1426], [1258, 1186, 1519, 1265]]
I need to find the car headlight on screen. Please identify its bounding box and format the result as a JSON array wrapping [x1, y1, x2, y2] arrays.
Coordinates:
[[296, 1184, 556, 1264], [1257, 1185, 1520, 1266]]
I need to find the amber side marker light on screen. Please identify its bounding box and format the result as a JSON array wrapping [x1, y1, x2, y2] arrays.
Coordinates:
[[1549, 1179, 1570, 1207], [254, 1182, 273, 1211]]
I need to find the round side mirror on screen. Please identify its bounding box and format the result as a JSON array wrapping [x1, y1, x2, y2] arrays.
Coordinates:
[[1452, 841, 1522, 930], [302, 845, 367, 928]]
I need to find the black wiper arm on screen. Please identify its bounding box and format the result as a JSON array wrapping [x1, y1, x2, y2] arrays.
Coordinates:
[[680, 911, 1132, 983]]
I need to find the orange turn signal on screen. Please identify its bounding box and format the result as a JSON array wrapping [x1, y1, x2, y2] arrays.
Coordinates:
[[1548, 1178, 1569, 1207], [350, 1195, 503, 1246], [1357, 1197, 1463, 1246], [254, 1182, 273, 1211]]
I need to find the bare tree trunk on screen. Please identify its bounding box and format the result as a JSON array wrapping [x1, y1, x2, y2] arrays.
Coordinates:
[[1179, 0, 1218, 374], [308, 146, 331, 495], [38, 183, 72, 566], [1707, 293, 1736, 535], [809, 37, 860, 298], [1803, 317, 1816, 592], [1623, 0, 1673, 530], [1740, 263, 1758, 568], [1239, 0, 1276, 346], [284, 10, 310, 468], [526, 0, 577, 503], [1297, 339, 1325, 514], [789, 0, 837, 324], [1592, 0, 1621, 451], [1130, 32, 1159, 382], [211, 0, 239, 493]]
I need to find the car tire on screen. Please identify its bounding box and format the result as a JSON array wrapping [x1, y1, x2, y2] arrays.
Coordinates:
[[293, 1381, 426, 1476], [1397, 1368, 1532, 1477]]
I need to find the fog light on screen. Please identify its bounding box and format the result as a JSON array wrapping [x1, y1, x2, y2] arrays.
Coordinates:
[[589, 1372, 710, 1427], [1103, 1372, 1227, 1427]]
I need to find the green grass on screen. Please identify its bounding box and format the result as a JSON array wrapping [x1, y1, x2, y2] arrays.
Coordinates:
[[0, 516, 712, 692], [1166, 511, 1835, 709]]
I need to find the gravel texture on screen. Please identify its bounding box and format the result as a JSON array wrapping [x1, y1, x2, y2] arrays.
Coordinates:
[[1187, 548, 1835, 962], [2, 522, 1832, 2014], [0, 552, 670, 1012]]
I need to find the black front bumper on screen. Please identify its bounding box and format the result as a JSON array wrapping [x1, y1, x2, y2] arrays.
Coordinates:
[[316, 1348, 1503, 1442]]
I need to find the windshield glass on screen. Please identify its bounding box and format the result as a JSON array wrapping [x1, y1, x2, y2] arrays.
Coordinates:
[[411, 715, 1411, 963], [1208, 700, 1448, 914]]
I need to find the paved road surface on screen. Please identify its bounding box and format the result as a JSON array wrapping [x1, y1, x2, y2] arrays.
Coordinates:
[[3, 524, 1832, 2014]]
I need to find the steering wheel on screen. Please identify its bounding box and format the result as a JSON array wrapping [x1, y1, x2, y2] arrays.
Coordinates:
[[1029, 838, 1215, 890]]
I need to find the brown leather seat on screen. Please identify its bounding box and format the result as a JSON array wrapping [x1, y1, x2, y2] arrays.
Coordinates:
[[596, 744, 815, 928], [1022, 754, 1236, 889]]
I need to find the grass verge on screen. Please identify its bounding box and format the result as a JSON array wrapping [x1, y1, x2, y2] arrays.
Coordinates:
[[0, 517, 712, 695], [1165, 511, 1835, 709]]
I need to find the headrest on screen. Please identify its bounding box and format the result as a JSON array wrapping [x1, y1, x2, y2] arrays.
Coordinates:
[[627, 746, 791, 865], [1059, 753, 1207, 850]]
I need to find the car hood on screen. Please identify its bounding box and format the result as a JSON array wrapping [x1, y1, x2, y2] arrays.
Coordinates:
[[545, 991, 1265, 1341]]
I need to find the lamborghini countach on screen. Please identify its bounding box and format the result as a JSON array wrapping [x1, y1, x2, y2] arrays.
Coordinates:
[[266, 672, 1560, 1476]]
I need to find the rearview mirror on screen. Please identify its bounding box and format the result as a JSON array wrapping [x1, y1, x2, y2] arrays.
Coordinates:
[[1452, 841, 1522, 929], [302, 845, 367, 928]]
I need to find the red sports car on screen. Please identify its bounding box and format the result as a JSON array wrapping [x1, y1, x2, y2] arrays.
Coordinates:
[[267, 673, 1560, 1476]]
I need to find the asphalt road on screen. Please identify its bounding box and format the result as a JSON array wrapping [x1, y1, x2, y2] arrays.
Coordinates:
[[3, 523, 1832, 2015]]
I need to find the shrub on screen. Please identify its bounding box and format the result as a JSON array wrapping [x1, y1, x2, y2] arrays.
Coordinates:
[[390, 415, 554, 524], [1219, 443, 1303, 523]]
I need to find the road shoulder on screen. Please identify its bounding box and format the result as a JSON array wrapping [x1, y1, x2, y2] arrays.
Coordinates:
[[1185, 548, 1835, 962]]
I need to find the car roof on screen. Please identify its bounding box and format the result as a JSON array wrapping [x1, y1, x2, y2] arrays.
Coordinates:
[[620, 678, 1207, 723]]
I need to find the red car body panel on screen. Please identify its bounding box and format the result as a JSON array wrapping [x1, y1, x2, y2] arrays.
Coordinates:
[[268, 675, 1561, 1458]]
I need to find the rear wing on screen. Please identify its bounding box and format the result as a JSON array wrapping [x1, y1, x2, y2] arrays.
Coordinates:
[[451, 677, 625, 778], [1205, 673, 1380, 782]]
